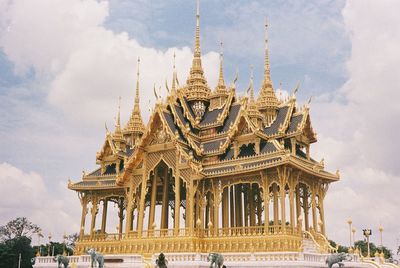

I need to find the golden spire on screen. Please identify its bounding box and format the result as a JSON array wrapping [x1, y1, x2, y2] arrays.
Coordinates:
[[247, 65, 261, 120], [114, 97, 123, 139], [134, 57, 141, 113], [249, 66, 255, 105], [172, 52, 177, 94], [123, 58, 145, 138], [257, 18, 278, 112], [215, 41, 227, 93], [186, 0, 210, 102]]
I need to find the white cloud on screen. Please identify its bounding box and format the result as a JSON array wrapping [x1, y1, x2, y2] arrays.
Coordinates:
[[0, 0, 220, 125], [0, 162, 80, 243], [312, 0, 400, 250]]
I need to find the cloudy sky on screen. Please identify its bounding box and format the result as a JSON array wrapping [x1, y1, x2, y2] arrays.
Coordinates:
[[0, 0, 399, 252]]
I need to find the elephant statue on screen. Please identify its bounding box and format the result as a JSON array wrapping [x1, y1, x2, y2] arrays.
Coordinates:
[[87, 248, 105, 268], [208, 253, 224, 268], [326, 252, 352, 268], [54, 255, 69, 268]]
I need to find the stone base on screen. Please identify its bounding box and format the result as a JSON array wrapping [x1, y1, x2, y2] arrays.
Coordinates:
[[33, 252, 395, 268]]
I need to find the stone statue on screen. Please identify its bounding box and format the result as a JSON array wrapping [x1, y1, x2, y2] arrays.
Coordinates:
[[156, 252, 168, 268], [208, 253, 224, 268], [54, 255, 69, 268], [326, 252, 352, 268], [87, 248, 105, 268]]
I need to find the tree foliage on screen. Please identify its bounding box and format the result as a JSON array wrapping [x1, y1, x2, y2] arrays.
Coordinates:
[[354, 240, 392, 259], [0, 217, 40, 242], [0, 236, 34, 268]]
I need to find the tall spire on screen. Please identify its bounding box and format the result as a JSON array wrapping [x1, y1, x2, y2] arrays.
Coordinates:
[[172, 52, 177, 94], [215, 41, 227, 92], [114, 97, 123, 138], [247, 65, 261, 122], [249, 65, 255, 104], [123, 57, 145, 139], [134, 57, 141, 113], [257, 18, 279, 114], [186, 0, 210, 102]]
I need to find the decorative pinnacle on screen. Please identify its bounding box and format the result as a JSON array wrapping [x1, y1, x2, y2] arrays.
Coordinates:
[[172, 52, 177, 92], [216, 41, 226, 91], [264, 17, 272, 86], [135, 57, 140, 109], [249, 65, 255, 102], [116, 96, 121, 129], [195, 0, 201, 57]]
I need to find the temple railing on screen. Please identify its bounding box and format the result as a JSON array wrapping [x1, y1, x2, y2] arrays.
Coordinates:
[[75, 225, 304, 255]]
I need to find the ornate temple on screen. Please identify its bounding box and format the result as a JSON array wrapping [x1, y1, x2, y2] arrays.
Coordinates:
[[68, 3, 340, 258]]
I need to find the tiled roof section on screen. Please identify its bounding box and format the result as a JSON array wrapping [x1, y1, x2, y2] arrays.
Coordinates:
[[73, 179, 117, 188], [199, 107, 223, 126], [173, 104, 198, 135], [219, 104, 241, 133], [260, 141, 278, 154], [238, 143, 255, 158], [241, 157, 281, 169], [263, 106, 290, 136], [105, 163, 116, 174], [220, 146, 234, 160], [87, 168, 101, 176], [183, 97, 195, 118], [204, 165, 236, 174], [126, 145, 134, 156], [202, 138, 227, 153], [163, 111, 187, 142], [287, 114, 304, 134]]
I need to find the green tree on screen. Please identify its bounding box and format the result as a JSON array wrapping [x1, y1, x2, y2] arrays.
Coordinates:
[[0, 236, 35, 268], [0, 217, 40, 242], [354, 240, 392, 259]]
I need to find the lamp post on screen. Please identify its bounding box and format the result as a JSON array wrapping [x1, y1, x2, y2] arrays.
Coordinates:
[[347, 218, 353, 251], [378, 226, 384, 257], [352, 228, 356, 247], [48, 233, 52, 256], [63, 232, 68, 256], [363, 229, 372, 258]]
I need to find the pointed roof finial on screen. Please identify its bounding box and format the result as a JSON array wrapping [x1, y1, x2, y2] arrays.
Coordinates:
[[216, 41, 227, 92], [134, 57, 140, 111], [249, 65, 255, 103], [122, 59, 145, 137], [117, 96, 121, 128], [257, 18, 279, 112], [186, 0, 209, 102], [172, 51, 177, 93]]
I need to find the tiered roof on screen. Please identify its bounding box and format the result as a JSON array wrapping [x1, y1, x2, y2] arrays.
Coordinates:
[[69, 4, 337, 192]]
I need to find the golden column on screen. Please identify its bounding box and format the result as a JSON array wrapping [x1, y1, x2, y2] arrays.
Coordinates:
[[295, 185, 301, 228], [101, 198, 108, 233], [262, 179, 270, 233], [273, 184, 279, 226], [289, 187, 295, 229], [79, 196, 88, 239], [222, 187, 229, 228], [230, 186, 235, 227], [312, 190, 318, 231], [90, 197, 98, 237], [319, 195, 326, 235], [213, 186, 221, 234], [161, 168, 169, 229], [249, 184, 256, 226], [280, 185, 286, 230], [174, 172, 181, 235], [137, 154, 148, 237], [303, 185, 309, 231], [149, 171, 158, 230], [118, 198, 124, 236]]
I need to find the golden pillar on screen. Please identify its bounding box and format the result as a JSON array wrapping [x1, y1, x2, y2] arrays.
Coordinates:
[[243, 187, 249, 227], [213, 188, 220, 234], [174, 175, 180, 235], [79, 196, 88, 239], [319, 196, 326, 235], [187, 181, 195, 235], [230, 186, 235, 227], [149, 171, 158, 229], [256, 186, 262, 225], [222, 187, 229, 228], [101, 199, 108, 233], [249, 184, 256, 226], [289, 188, 295, 228], [137, 157, 148, 237], [295, 185, 301, 228], [273, 184, 279, 226], [235, 185, 243, 227], [205, 192, 210, 229], [90, 197, 98, 236], [118, 198, 124, 236], [263, 185, 270, 233], [312, 190, 318, 231], [161, 168, 169, 229], [280, 185, 286, 230], [303, 185, 309, 231]]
